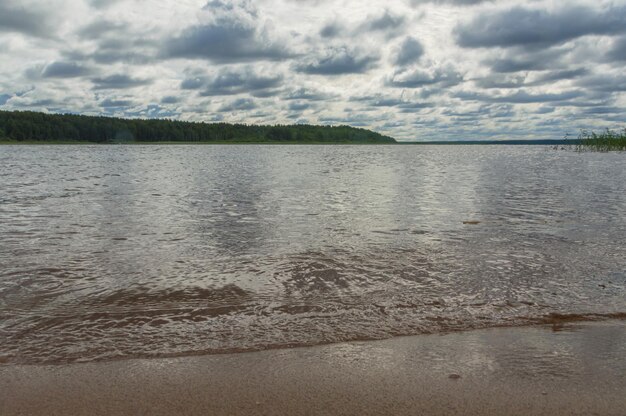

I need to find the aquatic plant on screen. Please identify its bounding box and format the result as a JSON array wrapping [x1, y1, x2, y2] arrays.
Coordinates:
[[575, 128, 626, 152]]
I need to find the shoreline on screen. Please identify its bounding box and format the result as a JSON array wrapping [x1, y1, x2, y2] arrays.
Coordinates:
[[0, 141, 577, 145], [0, 141, 395, 145], [2, 320, 625, 415]]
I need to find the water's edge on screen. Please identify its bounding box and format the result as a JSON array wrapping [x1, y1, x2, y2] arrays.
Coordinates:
[[3, 312, 625, 366]]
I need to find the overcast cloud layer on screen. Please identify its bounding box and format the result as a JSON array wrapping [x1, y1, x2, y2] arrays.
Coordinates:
[[1, 0, 625, 141]]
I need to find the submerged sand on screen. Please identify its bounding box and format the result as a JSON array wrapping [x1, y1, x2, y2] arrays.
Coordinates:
[[1, 320, 625, 415]]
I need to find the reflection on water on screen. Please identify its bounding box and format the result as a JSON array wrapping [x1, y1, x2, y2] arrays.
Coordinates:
[[0, 145, 625, 364]]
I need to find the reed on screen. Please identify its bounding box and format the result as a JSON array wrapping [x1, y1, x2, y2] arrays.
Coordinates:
[[575, 128, 626, 152]]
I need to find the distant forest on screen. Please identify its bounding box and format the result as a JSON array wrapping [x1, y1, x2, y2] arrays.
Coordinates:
[[0, 111, 396, 144]]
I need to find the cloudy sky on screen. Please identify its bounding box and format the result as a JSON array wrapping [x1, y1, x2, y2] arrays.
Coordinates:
[[0, 0, 625, 141]]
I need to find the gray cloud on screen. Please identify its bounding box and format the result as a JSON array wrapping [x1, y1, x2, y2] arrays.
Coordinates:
[[161, 96, 180, 104], [295, 47, 378, 75], [489, 57, 552, 73], [203, 0, 257, 15], [284, 88, 336, 101], [86, 50, 153, 65], [320, 9, 406, 40], [474, 75, 526, 89], [123, 104, 179, 119], [204, 0, 236, 11], [412, 0, 492, 5], [398, 101, 433, 112], [0, 1, 55, 37], [476, 68, 588, 89], [320, 22, 342, 38], [163, 17, 291, 63], [19, 98, 57, 108], [581, 106, 625, 115], [88, 0, 124, 9], [92, 74, 153, 89], [350, 94, 403, 106], [484, 46, 568, 74], [394, 37, 424, 66], [250, 89, 281, 99], [288, 101, 311, 111], [198, 68, 283, 96], [535, 106, 555, 114], [41, 61, 92, 78], [76, 19, 125, 39], [576, 74, 626, 93], [350, 94, 433, 113], [529, 68, 589, 85], [371, 98, 405, 107], [442, 104, 513, 119], [63, 35, 157, 65], [0, 94, 12, 106], [181, 76, 206, 90], [218, 97, 257, 112], [318, 112, 384, 127], [357, 10, 406, 36], [607, 36, 626, 61], [351, 94, 434, 112], [388, 67, 463, 88], [100, 98, 134, 108], [456, 90, 584, 103], [456, 5, 626, 49]]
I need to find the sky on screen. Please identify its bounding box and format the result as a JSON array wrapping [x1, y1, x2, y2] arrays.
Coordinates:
[[0, 0, 625, 141]]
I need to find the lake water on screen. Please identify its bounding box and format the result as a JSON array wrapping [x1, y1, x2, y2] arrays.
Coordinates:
[[1, 145, 625, 364]]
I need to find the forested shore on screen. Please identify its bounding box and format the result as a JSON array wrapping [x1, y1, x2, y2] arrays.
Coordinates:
[[0, 111, 396, 144]]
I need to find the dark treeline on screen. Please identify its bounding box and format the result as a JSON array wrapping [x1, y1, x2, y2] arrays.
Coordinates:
[[0, 111, 396, 144]]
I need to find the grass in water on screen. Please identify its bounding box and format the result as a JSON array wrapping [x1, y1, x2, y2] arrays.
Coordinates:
[[575, 128, 626, 152]]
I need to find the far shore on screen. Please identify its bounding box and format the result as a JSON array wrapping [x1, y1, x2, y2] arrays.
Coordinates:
[[0, 139, 580, 145], [2, 320, 625, 416], [0, 140, 396, 145]]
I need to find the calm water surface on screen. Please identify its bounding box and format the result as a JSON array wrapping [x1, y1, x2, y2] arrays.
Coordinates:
[[0, 145, 625, 364]]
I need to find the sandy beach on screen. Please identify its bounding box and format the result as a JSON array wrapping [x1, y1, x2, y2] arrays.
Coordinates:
[[2, 320, 625, 415]]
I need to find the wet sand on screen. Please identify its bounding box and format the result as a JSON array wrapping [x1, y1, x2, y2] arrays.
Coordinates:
[[2, 320, 625, 416]]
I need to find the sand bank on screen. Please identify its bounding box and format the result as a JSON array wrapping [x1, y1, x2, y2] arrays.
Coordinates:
[[2, 320, 625, 415]]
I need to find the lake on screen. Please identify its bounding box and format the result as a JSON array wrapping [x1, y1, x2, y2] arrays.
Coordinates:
[[1, 145, 624, 364]]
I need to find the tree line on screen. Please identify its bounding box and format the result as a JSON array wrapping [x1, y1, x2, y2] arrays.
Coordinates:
[[0, 111, 396, 144]]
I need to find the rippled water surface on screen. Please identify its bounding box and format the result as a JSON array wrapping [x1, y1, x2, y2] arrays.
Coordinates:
[[1, 145, 625, 364]]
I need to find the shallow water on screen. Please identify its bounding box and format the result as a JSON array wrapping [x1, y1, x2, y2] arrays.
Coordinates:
[[0, 145, 625, 364]]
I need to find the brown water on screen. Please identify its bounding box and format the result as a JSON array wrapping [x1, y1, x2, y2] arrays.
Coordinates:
[[0, 145, 625, 364]]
